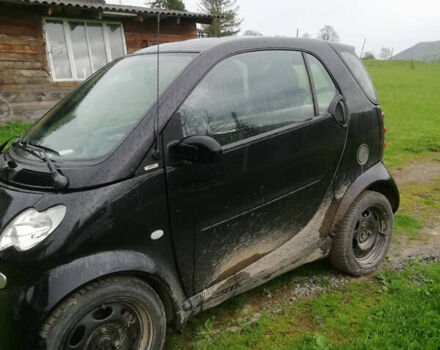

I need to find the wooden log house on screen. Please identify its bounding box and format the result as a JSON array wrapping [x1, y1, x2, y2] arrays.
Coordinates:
[[0, 0, 212, 122]]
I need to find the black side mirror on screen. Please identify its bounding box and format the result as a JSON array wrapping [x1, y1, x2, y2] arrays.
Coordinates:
[[169, 135, 222, 165], [329, 95, 348, 126]]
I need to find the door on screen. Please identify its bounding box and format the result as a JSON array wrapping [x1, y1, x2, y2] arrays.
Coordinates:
[[163, 50, 347, 294]]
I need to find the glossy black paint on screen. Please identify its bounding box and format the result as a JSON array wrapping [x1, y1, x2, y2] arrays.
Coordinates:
[[0, 37, 399, 349]]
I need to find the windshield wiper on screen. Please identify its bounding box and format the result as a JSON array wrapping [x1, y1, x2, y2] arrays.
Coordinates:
[[12, 141, 69, 190], [27, 142, 60, 156]]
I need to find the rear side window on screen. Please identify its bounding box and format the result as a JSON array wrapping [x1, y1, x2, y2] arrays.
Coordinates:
[[306, 54, 338, 114], [340, 51, 378, 102], [178, 50, 315, 146]]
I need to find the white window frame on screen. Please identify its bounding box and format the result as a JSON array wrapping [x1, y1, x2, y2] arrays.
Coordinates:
[[43, 17, 127, 82]]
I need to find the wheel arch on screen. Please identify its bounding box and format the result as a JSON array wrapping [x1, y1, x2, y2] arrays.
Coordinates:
[[331, 162, 399, 233], [30, 251, 187, 339], [366, 180, 400, 213], [56, 269, 181, 328]]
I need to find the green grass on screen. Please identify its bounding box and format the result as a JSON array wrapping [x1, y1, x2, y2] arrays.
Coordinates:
[[166, 261, 440, 350], [364, 60, 440, 168], [394, 212, 423, 239], [0, 121, 31, 146], [393, 178, 440, 239]]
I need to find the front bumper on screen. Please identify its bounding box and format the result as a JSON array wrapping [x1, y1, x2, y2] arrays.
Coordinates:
[[0, 183, 50, 349], [0, 266, 22, 349], [0, 262, 45, 350]]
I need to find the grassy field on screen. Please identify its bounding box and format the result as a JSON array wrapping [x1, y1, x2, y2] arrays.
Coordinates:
[[365, 60, 440, 168], [0, 60, 439, 349], [166, 260, 440, 350]]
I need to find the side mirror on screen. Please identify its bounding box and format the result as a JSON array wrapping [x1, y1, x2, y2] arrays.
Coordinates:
[[169, 135, 222, 165], [329, 95, 348, 126]]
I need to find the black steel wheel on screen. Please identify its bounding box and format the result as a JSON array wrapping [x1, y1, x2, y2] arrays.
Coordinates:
[[41, 277, 166, 350], [330, 190, 393, 276], [64, 299, 149, 350]]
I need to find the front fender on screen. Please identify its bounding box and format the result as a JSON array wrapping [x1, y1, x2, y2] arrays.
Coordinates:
[[39, 251, 158, 308], [331, 162, 399, 232], [12, 250, 186, 349]]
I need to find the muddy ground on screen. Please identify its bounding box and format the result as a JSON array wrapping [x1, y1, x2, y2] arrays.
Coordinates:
[[388, 155, 440, 266]]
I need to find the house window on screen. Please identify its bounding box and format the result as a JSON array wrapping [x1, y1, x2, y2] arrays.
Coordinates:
[[44, 18, 127, 81]]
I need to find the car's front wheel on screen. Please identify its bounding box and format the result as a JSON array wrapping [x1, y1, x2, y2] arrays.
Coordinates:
[[330, 190, 394, 276], [40, 276, 166, 350]]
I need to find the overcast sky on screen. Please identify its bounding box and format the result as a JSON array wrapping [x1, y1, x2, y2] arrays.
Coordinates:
[[109, 0, 440, 56]]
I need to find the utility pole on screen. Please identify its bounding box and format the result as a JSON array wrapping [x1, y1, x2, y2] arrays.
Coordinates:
[[390, 48, 394, 60], [296, 28, 299, 37], [360, 38, 367, 58]]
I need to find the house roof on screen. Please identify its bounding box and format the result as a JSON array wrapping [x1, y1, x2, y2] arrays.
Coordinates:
[[0, 0, 214, 23]]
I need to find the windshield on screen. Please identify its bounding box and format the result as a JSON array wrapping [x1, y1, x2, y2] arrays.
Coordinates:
[[22, 53, 196, 161]]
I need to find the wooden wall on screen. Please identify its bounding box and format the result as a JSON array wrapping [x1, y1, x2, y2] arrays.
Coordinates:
[[0, 5, 78, 122], [0, 4, 197, 122], [124, 18, 197, 54]]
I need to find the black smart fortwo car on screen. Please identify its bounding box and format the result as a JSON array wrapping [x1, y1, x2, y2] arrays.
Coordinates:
[[0, 37, 399, 350]]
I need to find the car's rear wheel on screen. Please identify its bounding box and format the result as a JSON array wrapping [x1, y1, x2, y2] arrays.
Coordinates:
[[330, 190, 393, 276], [41, 277, 166, 350]]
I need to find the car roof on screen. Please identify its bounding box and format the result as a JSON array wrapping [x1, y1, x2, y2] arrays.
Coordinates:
[[136, 37, 241, 53], [134, 36, 356, 55]]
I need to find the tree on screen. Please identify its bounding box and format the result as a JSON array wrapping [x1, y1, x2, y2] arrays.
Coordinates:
[[379, 47, 392, 60], [316, 25, 339, 42], [243, 29, 262, 37], [198, 0, 243, 37], [302, 32, 311, 39], [146, 0, 186, 11], [363, 51, 375, 59]]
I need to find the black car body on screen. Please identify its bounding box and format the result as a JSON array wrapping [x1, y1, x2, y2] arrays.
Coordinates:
[[0, 37, 399, 349]]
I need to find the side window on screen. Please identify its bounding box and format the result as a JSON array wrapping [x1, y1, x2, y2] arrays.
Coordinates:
[[178, 51, 314, 146], [339, 51, 378, 102], [306, 54, 338, 114]]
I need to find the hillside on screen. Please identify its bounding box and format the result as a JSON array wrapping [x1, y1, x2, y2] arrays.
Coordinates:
[[392, 40, 440, 62]]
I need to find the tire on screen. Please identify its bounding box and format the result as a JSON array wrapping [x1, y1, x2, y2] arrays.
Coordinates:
[[40, 276, 166, 350], [330, 190, 393, 276]]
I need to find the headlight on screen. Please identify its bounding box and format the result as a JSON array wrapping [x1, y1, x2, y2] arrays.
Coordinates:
[[0, 205, 66, 252]]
